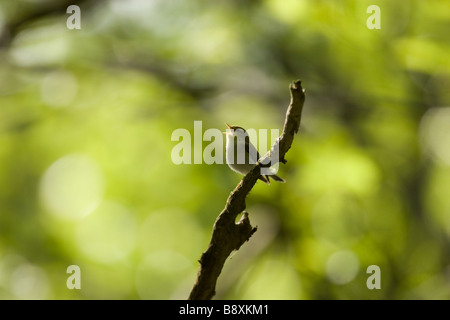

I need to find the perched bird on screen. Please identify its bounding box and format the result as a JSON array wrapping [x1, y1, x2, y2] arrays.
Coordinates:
[[223, 123, 285, 185]]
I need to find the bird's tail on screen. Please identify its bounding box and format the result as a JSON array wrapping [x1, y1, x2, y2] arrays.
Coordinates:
[[260, 174, 285, 185], [258, 175, 271, 185]]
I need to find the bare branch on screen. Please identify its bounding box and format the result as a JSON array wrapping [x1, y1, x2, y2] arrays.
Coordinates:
[[188, 80, 306, 300]]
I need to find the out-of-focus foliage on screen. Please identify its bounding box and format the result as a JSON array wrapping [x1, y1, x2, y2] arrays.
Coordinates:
[[0, 0, 449, 299]]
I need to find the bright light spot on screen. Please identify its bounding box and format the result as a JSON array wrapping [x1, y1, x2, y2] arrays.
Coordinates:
[[264, 0, 308, 24], [419, 107, 450, 165], [325, 250, 359, 285], [11, 263, 49, 299], [39, 154, 104, 220], [299, 145, 380, 196], [41, 70, 78, 108], [395, 37, 450, 74], [184, 26, 237, 64], [9, 24, 69, 67], [76, 201, 137, 263], [109, 0, 157, 20]]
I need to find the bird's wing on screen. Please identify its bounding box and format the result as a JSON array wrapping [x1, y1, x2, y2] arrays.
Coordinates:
[[245, 137, 260, 164]]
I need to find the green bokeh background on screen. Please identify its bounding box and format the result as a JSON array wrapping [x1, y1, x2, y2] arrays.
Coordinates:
[[0, 0, 449, 299]]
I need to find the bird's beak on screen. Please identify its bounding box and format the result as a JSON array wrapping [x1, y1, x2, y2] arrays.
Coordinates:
[[223, 123, 232, 135]]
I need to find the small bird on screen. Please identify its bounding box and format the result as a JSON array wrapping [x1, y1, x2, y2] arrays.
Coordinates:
[[223, 123, 285, 185]]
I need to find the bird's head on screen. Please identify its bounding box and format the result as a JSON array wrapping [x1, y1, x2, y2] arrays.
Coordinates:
[[223, 123, 248, 141]]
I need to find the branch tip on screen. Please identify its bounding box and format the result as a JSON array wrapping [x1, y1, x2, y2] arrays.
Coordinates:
[[290, 79, 302, 90]]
